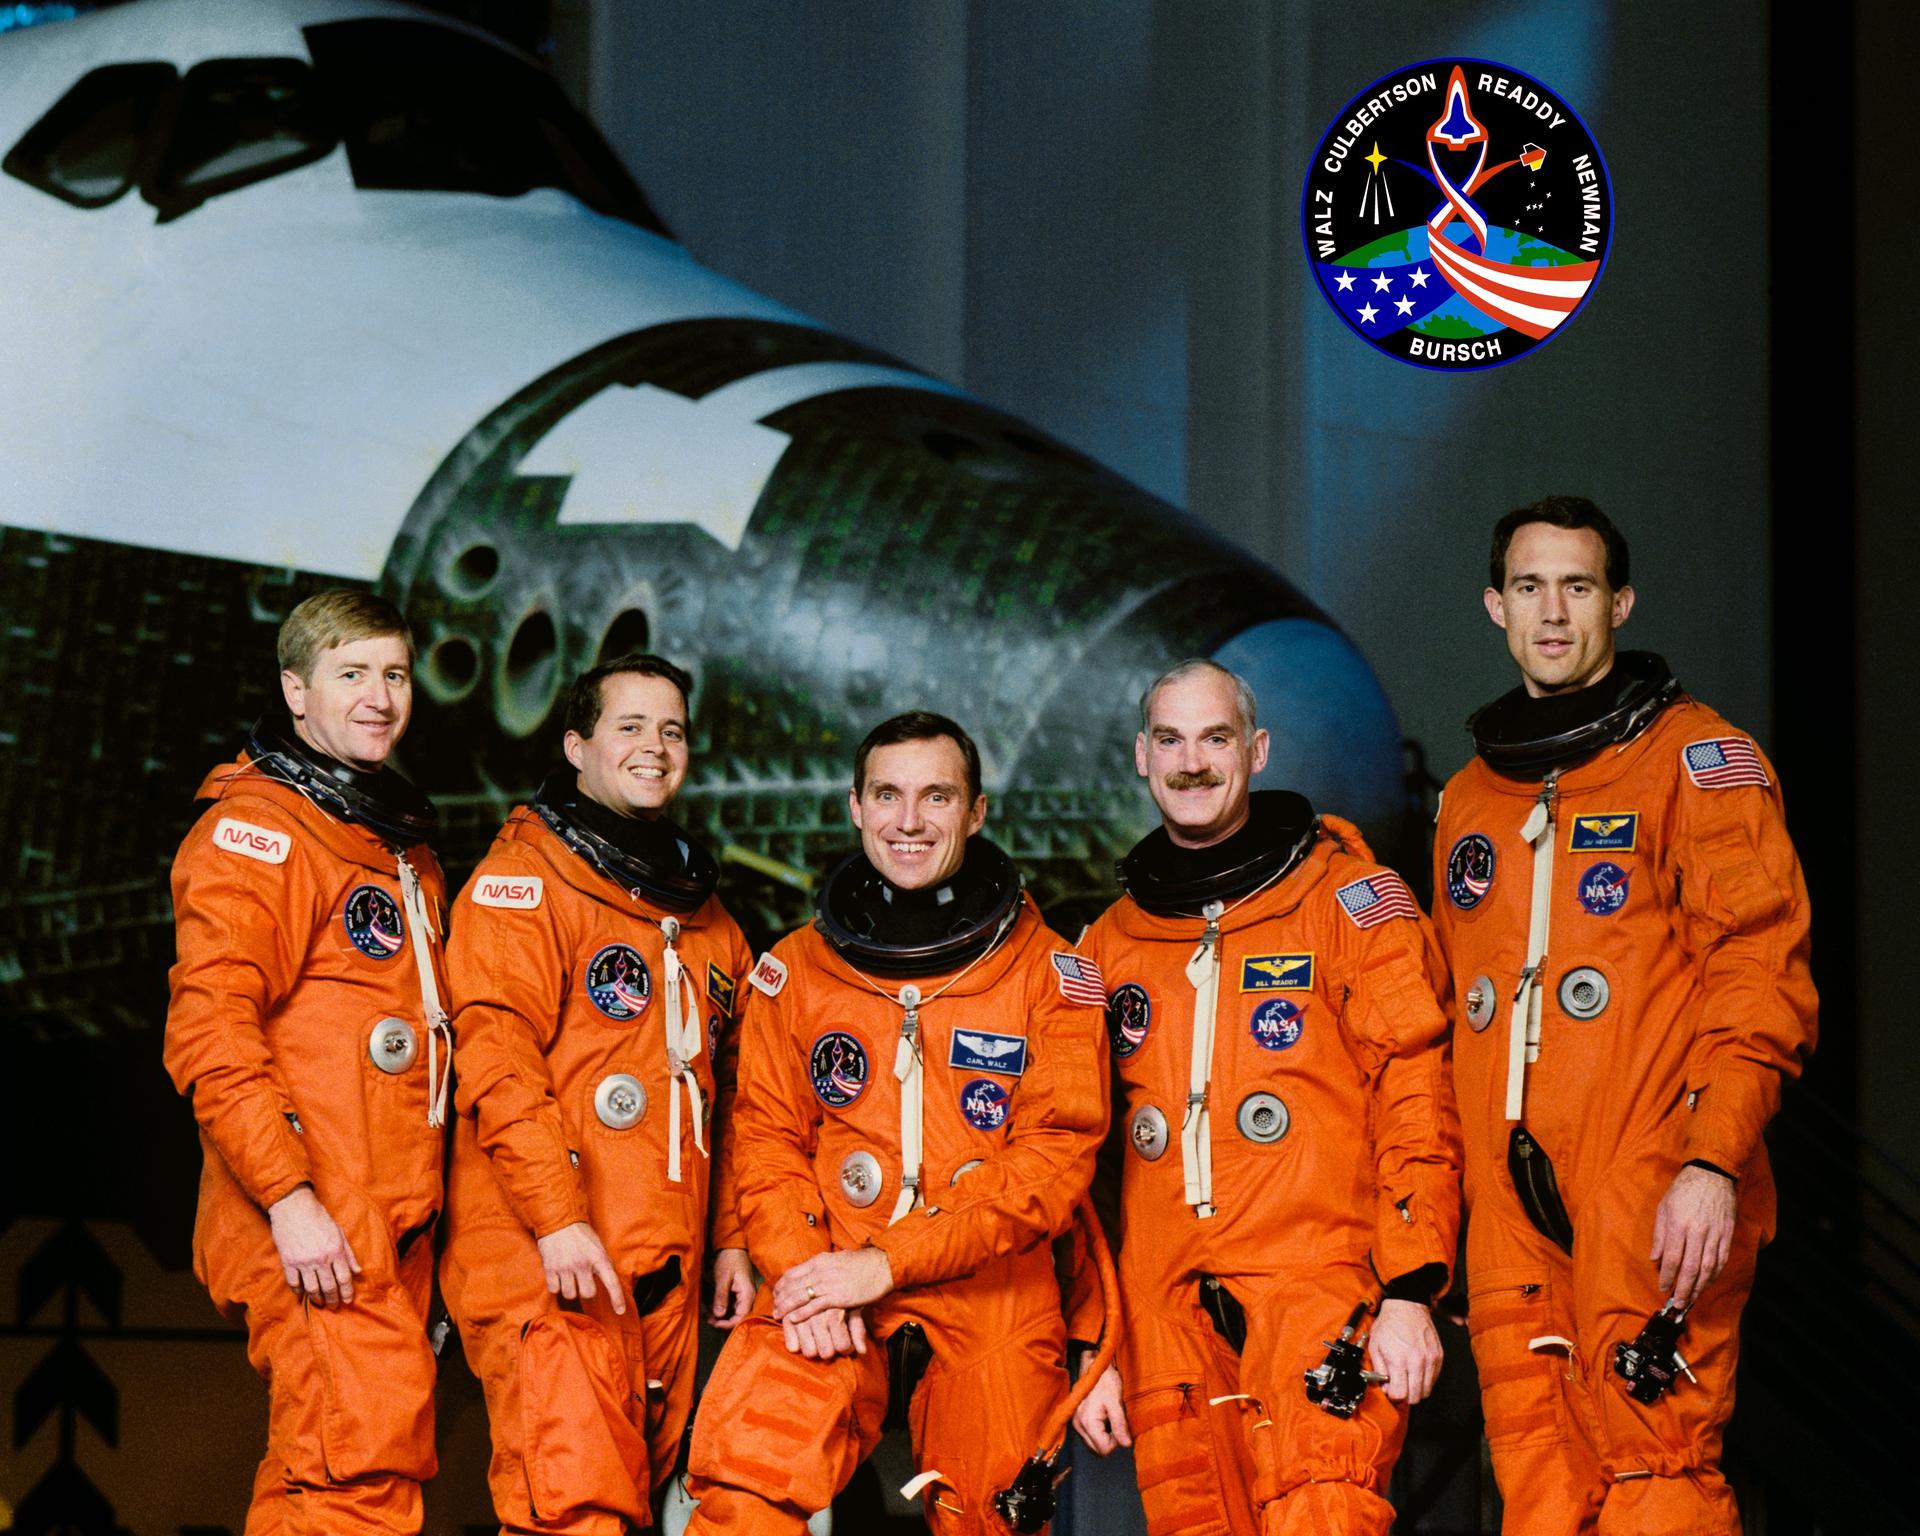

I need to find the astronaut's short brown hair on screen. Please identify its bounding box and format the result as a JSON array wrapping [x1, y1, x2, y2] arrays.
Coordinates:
[[277, 590, 414, 682]]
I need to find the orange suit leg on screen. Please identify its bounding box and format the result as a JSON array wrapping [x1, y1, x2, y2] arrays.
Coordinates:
[[441, 1221, 661, 1535], [1574, 1151, 1764, 1536], [1236, 1269, 1402, 1536], [903, 1266, 1070, 1536], [1118, 1286, 1261, 1536], [683, 1292, 888, 1536], [1464, 1195, 1604, 1536], [235, 1224, 438, 1536]]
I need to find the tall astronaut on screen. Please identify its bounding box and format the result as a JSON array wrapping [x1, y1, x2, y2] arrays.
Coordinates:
[[1435, 498, 1816, 1535], [164, 591, 451, 1536], [684, 711, 1108, 1535], [438, 654, 755, 1533], [1071, 660, 1462, 1536]]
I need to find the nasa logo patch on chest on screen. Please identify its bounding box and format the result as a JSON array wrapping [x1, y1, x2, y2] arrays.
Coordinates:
[[585, 943, 652, 1020], [959, 1077, 1012, 1130], [810, 1031, 869, 1108], [343, 884, 405, 960], [1446, 833, 1496, 909], [1576, 860, 1631, 916], [1249, 997, 1305, 1051], [1106, 983, 1151, 1058]]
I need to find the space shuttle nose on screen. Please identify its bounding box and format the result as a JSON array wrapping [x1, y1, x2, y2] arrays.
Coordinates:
[[1210, 618, 1403, 833]]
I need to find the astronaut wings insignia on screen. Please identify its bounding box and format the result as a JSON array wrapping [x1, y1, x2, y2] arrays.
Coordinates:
[[949, 1029, 1028, 1077]]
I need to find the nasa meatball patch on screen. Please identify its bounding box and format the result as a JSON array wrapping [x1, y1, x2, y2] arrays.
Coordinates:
[[1446, 833, 1496, 909], [810, 1031, 869, 1108], [343, 885, 405, 960], [1106, 983, 1152, 1057], [1249, 997, 1306, 1051], [585, 943, 652, 1020], [959, 1078, 1012, 1130], [1576, 860, 1631, 916]]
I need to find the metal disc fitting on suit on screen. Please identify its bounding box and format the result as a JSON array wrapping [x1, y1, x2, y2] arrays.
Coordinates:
[[368, 1017, 418, 1073], [1465, 976, 1496, 1031], [1236, 1091, 1290, 1143], [840, 1150, 884, 1206], [1558, 967, 1610, 1020], [594, 1072, 647, 1129], [950, 1158, 983, 1184], [1129, 1104, 1169, 1160]]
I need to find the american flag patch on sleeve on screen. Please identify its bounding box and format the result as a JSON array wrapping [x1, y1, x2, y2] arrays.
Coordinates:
[[1683, 737, 1771, 790], [1335, 872, 1420, 929], [1051, 952, 1107, 1006]]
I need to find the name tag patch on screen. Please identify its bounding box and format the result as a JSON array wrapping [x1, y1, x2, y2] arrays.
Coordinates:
[[1240, 953, 1314, 992], [213, 817, 290, 865], [472, 873, 543, 909], [949, 1028, 1028, 1077], [1568, 813, 1638, 852], [707, 963, 737, 1019]]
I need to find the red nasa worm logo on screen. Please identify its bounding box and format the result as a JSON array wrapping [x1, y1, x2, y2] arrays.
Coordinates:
[[1301, 59, 1612, 369]]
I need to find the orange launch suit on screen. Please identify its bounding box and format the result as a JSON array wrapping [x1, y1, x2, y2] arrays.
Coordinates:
[[1433, 699, 1816, 1535], [164, 757, 450, 1536], [684, 897, 1108, 1535], [1079, 815, 1461, 1536], [439, 808, 750, 1533]]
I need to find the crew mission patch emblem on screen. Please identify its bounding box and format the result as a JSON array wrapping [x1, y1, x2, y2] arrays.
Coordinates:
[[1447, 833, 1497, 909], [585, 943, 652, 1020], [344, 884, 405, 960], [810, 1031, 869, 1108], [1301, 60, 1612, 368], [1107, 983, 1151, 1057]]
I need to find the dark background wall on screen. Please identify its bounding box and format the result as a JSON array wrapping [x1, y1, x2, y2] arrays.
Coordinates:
[[585, 0, 1914, 1173]]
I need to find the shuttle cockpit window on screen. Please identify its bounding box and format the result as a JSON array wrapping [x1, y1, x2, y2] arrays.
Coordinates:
[[302, 19, 667, 236], [2, 61, 173, 208], [2, 16, 666, 235]]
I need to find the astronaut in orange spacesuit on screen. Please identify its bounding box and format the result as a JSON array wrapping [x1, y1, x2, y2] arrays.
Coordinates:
[[164, 590, 450, 1536], [683, 710, 1108, 1536], [1433, 497, 1816, 1536], [1069, 660, 1462, 1536], [438, 653, 756, 1534]]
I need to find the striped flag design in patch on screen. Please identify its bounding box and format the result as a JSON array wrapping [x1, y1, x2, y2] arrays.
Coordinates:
[[1335, 872, 1420, 929], [1682, 737, 1771, 790], [1052, 952, 1108, 1005]]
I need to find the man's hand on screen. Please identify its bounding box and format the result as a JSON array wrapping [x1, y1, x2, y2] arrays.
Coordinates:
[[1071, 1363, 1133, 1454], [710, 1247, 756, 1329], [779, 1306, 869, 1360], [268, 1185, 361, 1307], [1651, 1164, 1736, 1306], [535, 1222, 626, 1314], [772, 1247, 894, 1324], [1366, 1299, 1443, 1405]]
